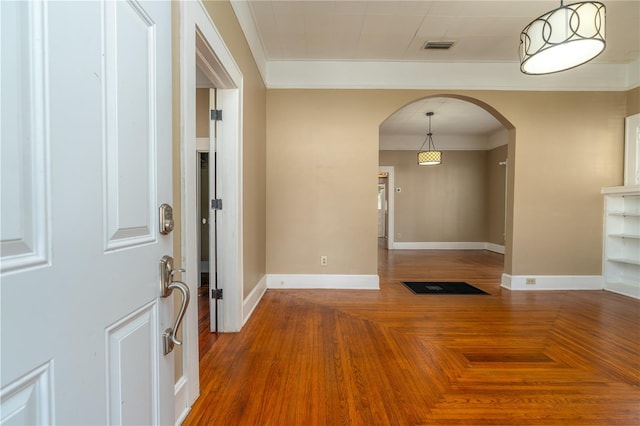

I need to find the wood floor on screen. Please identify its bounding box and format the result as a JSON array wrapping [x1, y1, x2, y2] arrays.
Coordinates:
[[184, 245, 640, 425]]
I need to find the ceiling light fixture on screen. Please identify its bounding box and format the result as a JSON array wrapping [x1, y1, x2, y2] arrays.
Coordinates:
[[417, 112, 442, 166], [519, 1, 606, 75]]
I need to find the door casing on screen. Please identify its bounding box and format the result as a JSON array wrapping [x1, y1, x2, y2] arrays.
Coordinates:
[[179, 1, 244, 419]]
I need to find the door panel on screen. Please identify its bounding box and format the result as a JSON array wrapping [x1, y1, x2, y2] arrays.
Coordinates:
[[0, 1, 174, 424], [106, 302, 158, 425], [104, 0, 156, 249], [0, 0, 50, 275]]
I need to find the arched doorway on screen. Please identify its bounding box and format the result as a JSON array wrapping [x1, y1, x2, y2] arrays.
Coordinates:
[[378, 95, 516, 276]]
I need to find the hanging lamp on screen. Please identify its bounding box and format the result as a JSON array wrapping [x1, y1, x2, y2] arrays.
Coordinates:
[[417, 112, 442, 166], [519, 1, 606, 75]]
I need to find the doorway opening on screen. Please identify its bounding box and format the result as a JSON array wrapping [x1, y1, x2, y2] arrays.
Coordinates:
[[377, 95, 514, 278], [197, 150, 219, 358]]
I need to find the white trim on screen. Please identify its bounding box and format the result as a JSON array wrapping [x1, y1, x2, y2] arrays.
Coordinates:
[[266, 60, 637, 91], [180, 0, 245, 415], [601, 184, 640, 196], [229, 0, 266, 84], [195, 137, 209, 151], [485, 243, 505, 254], [267, 274, 380, 290], [394, 242, 504, 253], [626, 59, 640, 90], [182, 0, 244, 330], [379, 133, 501, 151], [378, 166, 394, 250], [501, 274, 604, 291], [243, 275, 267, 325]]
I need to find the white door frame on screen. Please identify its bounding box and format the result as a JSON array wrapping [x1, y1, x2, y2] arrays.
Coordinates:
[[179, 0, 244, 419], [377, 183, 386, 237], [378, 166, 395, 249]]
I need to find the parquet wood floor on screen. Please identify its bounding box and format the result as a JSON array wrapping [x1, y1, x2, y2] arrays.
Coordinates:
[[184, 244, 640, 425]]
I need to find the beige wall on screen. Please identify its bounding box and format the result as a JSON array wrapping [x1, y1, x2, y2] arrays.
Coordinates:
[[195, 88, 210, 260], [200, 0, 267, 298], [486, 144, 508, 245], [379, 150, 489, 242], [195, 88, 210, 138], [267, 89, 628, 277], [267, 91, 380, 275]]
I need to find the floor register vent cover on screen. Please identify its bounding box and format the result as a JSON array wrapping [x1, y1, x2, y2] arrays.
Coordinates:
[[402, 281, 489, 295]]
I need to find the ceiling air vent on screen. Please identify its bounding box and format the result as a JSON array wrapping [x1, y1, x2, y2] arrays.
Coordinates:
[[423, 41, 455, 50]]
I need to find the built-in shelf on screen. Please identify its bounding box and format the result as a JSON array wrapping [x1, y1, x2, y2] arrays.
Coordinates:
[[608, 212, 640, 217], [608, 257, 640, 266], [601, 185, 640, 299], [609, 233, 640, 239]]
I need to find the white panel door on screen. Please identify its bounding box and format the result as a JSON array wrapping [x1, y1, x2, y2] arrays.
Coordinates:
[[0, 1, 175, 425], [208, 89, 219, 333]]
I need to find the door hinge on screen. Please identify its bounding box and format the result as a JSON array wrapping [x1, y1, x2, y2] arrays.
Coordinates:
[[210, 109, 222, 121], [211, 288, 223, 300], [211, 199, 223, 210]]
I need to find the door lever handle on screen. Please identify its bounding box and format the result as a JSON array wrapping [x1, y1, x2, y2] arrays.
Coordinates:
[[163, 280, 190, 354], [159, 255, 191, 355]]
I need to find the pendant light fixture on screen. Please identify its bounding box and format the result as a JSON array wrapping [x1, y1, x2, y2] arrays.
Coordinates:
[[520, 1, 606, 75], [417, 112, 442, 166]]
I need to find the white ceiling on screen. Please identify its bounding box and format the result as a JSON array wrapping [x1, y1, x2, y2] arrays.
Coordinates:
[[379, 97, 505, 150], [233, 0, 640, 148], [245, 0, 639, 64]]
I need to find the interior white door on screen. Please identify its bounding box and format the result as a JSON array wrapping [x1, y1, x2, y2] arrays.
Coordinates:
[[208, 89, 219, 333], [0, 1, 175, 424]]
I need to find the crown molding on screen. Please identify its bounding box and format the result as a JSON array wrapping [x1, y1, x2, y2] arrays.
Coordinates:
[[230, 0, 267, 83], [266, 60, 637, 91]]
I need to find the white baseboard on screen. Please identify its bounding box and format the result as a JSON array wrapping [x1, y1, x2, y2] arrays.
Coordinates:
[[393, 241, 505, 254], [243, 275, 267, 325], [267, 274, 380, 290], [502, 274, 604, 291], [605, 281, 640, 299], [485, 243, 505, 254]]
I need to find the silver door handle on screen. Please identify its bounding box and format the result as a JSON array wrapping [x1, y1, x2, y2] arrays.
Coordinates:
[[164, 280, 190, 350], [159, 255, 191, 355]]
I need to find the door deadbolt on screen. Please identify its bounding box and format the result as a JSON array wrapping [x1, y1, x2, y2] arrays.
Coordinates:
[[159, 203, 174, 235]]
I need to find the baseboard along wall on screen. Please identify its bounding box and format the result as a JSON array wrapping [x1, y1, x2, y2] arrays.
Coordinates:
[[392, 242, 505, 254], [502, 274, 605, 291]]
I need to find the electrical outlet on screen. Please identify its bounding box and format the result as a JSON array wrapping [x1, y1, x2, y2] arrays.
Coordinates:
[[320, 255, 328, 266], [525, 277, 536, 285]]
